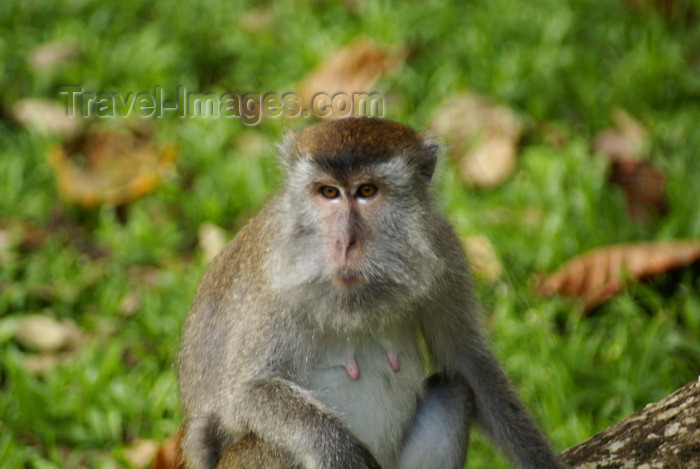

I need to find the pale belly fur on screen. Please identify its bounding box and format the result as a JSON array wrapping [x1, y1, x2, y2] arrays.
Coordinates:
[[304, 330, 425, 469]]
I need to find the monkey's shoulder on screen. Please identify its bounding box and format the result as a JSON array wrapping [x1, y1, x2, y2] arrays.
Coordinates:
[[207, 206, 275, 276], [193, 203, 281, 302]]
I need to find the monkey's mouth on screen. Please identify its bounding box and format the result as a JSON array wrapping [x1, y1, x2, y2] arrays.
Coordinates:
[[332, 269, 364, 288]]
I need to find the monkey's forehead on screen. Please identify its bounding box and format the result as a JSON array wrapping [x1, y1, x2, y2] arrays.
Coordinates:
[[291, 117, 425, 163]]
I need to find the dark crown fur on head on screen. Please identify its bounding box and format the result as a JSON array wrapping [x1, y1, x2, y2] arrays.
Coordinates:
[[281, 117, 439, 183]]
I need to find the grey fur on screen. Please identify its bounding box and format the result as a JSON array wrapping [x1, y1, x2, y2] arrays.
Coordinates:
[[178, 117, 567, 469]]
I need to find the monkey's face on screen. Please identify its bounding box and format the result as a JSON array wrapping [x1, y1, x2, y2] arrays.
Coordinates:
[[274, 155, 444, 319], [268, 117, 447, 328]]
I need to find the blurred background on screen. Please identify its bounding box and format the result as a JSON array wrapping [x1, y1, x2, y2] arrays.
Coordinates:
[[1, 0, 699, 467]]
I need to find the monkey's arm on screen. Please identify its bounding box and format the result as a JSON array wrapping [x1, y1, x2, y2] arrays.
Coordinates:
[[458, 339, 567, 468], [231, 376, 382, 469], [421, 281, 568, 469]]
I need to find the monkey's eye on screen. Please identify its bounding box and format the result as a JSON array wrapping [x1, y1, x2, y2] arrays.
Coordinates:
[[320, 186, 340, 199], [356, 184, 378, 198]]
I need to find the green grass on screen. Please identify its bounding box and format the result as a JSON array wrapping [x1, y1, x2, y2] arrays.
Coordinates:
[[1, 0, 699, 467]]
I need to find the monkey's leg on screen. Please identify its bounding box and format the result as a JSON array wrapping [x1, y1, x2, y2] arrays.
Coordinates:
[[217, 434, 301, 469], [398, 373, 474, 469]]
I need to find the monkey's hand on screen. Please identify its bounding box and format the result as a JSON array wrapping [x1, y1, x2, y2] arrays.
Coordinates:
[[238, 377, 382, 469]]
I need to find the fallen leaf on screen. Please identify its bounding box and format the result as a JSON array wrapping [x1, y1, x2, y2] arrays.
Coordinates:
[[463, 234, 503, 283], [14, 314, 83, 353], [123, 439, 161, 469], [297, 38, 404, 119], [28, 38, 81, 72], [127, 265, 162, 289], [458, 134, 518, 189], [12, 98, 82, 137], [22, 353, 63, 375], [118, 292, 142, 317], [22, 350, 84, 376], [609, 159, 667, 222], [592, 109, 648, 161], [238, 7, 275, 35], [17, 221, 50, 250], [0, 219, 50, 257], [152, 430, 185, 469], [48, 128, 176, 208], [430, 92, 523, 189], [198, 222, 227, 262], [534, 240, 700, 312], [592, 109, 667, 222]]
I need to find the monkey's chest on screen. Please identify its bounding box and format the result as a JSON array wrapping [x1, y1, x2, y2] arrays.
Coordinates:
[[305, 335, 424, 469]]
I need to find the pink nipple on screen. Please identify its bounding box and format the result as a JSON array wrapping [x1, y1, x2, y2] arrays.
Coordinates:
[[345, 359, 360, 380], [386, 350, 400, 373]]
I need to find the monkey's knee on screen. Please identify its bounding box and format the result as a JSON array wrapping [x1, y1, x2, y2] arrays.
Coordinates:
[[424, 372, 475, 423], [217, 434, 300, 469], [398, 373, 474, 469]]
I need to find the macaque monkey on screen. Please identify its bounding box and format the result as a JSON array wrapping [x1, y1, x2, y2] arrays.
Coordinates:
[[178, 117, 567, 469]]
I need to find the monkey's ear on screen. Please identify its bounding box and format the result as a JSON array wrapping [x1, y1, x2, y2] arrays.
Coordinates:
[[277, 129, 301, 172], [418, 132, 442, 182]]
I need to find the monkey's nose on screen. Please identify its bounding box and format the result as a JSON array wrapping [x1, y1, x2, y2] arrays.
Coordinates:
[[336, 237, 359, 262], [344, 239, 358, 256]]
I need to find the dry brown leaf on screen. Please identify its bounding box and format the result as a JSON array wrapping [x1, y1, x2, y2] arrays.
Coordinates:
[[48, 128, 176, 208], [592, 109, 667, 222], [9, 312, 84, 376], [22, 353, 64, 375], [463, 234, 503, 283], [0, 219, 46, 267], [16, 221, 50, 250], [10, 313, 85, 375], [238, 7, 275, 35], [152, 430, 185, 469], [431, 92, 523, 143], [118, 292, 142, 317], [592, 109, 648, 161], [430, 92, 523, 189], [127, 265, 162, 289], [198, 222, 227, 262], [28, 38, 81, 72], [609, 158, 667, 222], [14, 314, 83, 353], [535, 240, 700, 312], [123, 439, 161, 469], [0, 219, 51, 264], [12, 98, 83, 137], [23, 352, 83, 376], [458, 134, 518, 189], [297, 38, 404, 119]]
